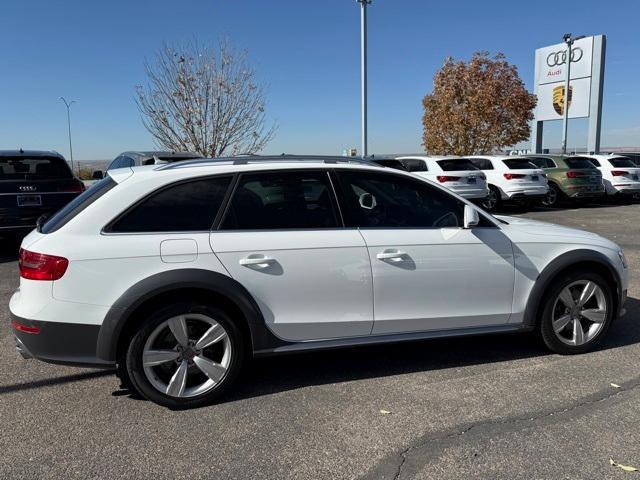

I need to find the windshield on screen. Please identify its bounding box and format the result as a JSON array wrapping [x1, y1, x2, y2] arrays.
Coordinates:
[[608, 157, 637, 168], [502, 159, 537, 170], [436, 159, 479, 171], [565, 157, 598, 169], [0, 156, 72, 180]]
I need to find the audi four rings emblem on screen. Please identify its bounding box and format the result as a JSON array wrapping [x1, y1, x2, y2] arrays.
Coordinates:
[[19, 185, 36, 192], [546, 47, 584, 67]]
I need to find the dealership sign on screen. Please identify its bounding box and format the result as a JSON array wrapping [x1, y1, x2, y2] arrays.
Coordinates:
[[531, 35, 606, 153]]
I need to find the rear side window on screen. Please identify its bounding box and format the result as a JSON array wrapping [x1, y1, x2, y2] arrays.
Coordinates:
[[528, 157, 556, 169], [608, 157, 636, 168], [467, 158, 494, 170], [221, 171, 339, 230], [41, 176, 116, 233], [399, 159, 428, 172], [436, 159, 479, 171], [0, 156, 72, 180], [109, 176, 232, 232], [502, 159, 537, 170], [565, 157, 597, 169]]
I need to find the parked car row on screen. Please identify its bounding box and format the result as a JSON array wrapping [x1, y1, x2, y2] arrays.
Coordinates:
[[371, 153, 640, 211]]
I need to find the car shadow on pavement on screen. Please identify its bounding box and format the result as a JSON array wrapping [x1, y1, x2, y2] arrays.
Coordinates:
[[0, 369, 114, 395], [0, 237, 21, 263], [223, 297, 640, 404]]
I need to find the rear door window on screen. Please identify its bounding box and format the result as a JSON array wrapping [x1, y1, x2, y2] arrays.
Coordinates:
[[502, 159, 537, 170], [528, 157, 556, 169], [467, 158, 494, 170], [108, 176, 232, 232], [436, 159, 479, 171], [41, 176, 116, 233], [565, 157, 598, 169], [0, 156, 72, 180], [608, 157, 637, 168], [399, 159, 428, 172], [221, 171, 339, 230]]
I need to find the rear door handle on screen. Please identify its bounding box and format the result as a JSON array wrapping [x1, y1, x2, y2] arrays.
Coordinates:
[[239, 255, 275, 268], [376, 249, 406, 261]]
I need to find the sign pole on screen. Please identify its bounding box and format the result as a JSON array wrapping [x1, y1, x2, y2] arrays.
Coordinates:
[[560, 35, 573, 155]]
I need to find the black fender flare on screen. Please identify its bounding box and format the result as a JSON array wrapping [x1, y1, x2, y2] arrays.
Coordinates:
[[522, 249, 623, 328], [95, 268, 287, 362]]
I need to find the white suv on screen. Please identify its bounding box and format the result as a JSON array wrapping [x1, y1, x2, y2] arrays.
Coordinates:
[[394, 156, 489, 201], [466, 156, 549, 211], [10, 156, 628, 408], [583, 155, 640, 197]]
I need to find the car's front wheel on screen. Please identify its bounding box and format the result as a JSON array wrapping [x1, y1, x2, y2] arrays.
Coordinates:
[[539, 270, 614, 354], [482, 185, 501, 211], [126, 302, 245, 409]]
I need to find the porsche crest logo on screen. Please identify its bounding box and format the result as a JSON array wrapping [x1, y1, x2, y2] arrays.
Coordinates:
[[552, 85, 572, 116]]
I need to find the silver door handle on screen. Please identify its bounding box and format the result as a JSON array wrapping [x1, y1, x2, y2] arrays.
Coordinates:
[[239, 256, 275, 267], [376, 250, 406, 260]]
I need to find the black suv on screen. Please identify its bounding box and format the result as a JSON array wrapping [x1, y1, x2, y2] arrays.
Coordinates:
[[92, 151, 203, 179], [0, 150, 84, 237]]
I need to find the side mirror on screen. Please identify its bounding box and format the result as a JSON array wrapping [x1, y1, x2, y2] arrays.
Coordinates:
[[463, 204, 480, 229], [92, 170, 104, 180], [358, 192, 377, 210]]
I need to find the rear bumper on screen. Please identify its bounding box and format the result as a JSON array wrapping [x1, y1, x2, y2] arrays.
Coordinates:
[[452, 188, 490, 200], [564, 185, 606, 198], [502, 186, 549, 201], [10, 313, 114, 368], [611, 184, 640, 195]]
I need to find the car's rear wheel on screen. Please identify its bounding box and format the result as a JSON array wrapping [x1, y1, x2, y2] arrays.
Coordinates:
[[542, 183, 562, 207], [126, 303, 244, 409], [539, 271, 614, 354], [482, 185, 501, 211]]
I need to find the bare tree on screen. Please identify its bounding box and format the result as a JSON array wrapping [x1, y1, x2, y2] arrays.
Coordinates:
[[136, 40, 276, 157]]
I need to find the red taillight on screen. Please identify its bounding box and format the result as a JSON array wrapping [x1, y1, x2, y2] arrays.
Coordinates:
[[612, 170, 628, 177], [566, 171, 587, 178], [436, 175, 461, 183], [19, 248, 69, 281], [12, 321, 40, 334], [503, 173, 526, 180]]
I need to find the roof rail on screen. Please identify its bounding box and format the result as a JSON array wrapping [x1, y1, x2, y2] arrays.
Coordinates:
[[156, 154, 381, 170]]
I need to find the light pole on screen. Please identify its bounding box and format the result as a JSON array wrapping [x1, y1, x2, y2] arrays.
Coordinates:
[[560, 34, 585, 154], [357, 0, 372, 158], [59, 97, 76, 174]]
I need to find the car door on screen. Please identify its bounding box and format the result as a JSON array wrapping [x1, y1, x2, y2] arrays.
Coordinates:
[[334, 169, 515, 335], [210, 169, 373, 342]]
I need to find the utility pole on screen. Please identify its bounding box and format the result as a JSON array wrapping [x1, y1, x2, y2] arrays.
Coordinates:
[[357, 0, 372, 158], [59, 97, 76, 174]]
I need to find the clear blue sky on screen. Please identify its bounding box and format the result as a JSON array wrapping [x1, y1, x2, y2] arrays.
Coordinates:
[[1, 0, 639, 160]]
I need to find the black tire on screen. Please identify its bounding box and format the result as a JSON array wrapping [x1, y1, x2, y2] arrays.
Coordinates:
[[482, 185, 501, 212], [538, 270, 614, 355], [542, 183, 563, 207], [126, 302, 245, 409]]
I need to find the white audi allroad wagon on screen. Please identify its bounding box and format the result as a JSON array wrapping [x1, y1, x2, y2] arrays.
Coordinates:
[[10, 156, 628, 408]]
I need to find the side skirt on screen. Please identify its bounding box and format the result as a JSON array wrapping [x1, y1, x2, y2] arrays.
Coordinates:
[[253, 323, 534, 357]]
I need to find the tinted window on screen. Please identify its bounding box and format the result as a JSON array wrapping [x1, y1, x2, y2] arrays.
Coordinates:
[[608, 157, 637, 168], [0, 156, 72, 180], [503, 159, 537, 170], [373, 160, 407, 171], [110, 176, 231, 232], [337, 171, 464, 228], [221, 171, 338, 230], [467, 158, 494, 170], [41, 176, 116, 233], [528, 157, 556, 169], [565, 157, 597, 169], [436, 159, 479, 171], [399, 159, 428, 172]]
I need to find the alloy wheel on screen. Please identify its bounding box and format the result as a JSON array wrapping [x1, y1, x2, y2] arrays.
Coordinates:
[[142, 313, 232, 398], [482, 189, 498, 210], [543, 187, 557, 206], [551, 280, 607, 346]]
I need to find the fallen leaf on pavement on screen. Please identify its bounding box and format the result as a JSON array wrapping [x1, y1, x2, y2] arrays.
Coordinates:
[[610, 383, 622, 389], [379, 410, 392, 415], [610, 458, 639, 472]]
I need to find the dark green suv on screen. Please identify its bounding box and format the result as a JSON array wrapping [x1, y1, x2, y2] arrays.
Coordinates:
[[523, 155, 605, 207]]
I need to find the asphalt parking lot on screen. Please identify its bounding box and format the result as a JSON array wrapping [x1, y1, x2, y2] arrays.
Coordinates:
[[1, 202, 639, 479]]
